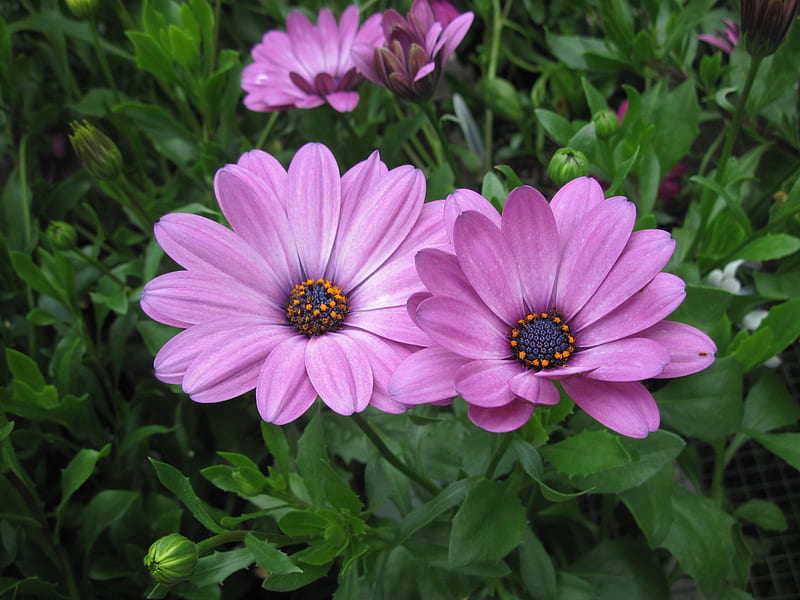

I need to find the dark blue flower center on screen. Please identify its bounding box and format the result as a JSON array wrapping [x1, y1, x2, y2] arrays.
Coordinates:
[[509, 311, 575, 370], [286, 279, 349, 337]]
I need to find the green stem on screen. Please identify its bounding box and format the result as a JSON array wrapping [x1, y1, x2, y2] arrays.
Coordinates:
[[351, 413, 438, 495], [254, 112, 280, 150], [420, 100, 460, 183], [482, 0, 506, 172], [688, 54, 764, 258], [71, 249, 127, 288], [710, 439, 726, 506], [485, 433, 513, 479], [88, 19, 120, 101], [195, 530, 306, 555], [393, 103, 435, 168]]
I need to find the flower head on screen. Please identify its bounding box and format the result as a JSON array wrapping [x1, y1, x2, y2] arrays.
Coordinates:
[[242, 6, 382, 113], [144, 534, 199, 585], [352, 0, 474, 100], [141, 143, 449, 423], [741, 0, 800, 57], [389, 179, 716, 437], [699, 18, 740, 54], [68, 121, 122, 181]]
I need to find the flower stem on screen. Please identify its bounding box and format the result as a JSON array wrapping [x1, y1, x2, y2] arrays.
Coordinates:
[[254, 112, 280, 150], [420, 100, 460, 183], [71, 249, 127, 288], [351, 412, 438, 495], [485, 432, 514, 479], [88, 18, 120, 101]]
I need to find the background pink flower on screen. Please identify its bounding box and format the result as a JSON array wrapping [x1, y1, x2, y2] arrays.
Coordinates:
[[389, 178, 716, 437], [141, 143, 449, 424], [242, 6, 382, 112]]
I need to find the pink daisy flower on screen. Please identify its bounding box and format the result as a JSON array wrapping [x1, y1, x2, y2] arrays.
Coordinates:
[[389, 178, 717, 437], [141, 143, 449, 424], [698, 18, 740, 54], [242, 6, 383, 113], [351, 0, 473, 100]]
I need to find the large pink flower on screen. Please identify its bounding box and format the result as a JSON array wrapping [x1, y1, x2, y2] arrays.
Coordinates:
[[389, 178, 717, 437], [242, 6, 382, 113], [351, 0, 473, 100], [141, 143, 449, 424]]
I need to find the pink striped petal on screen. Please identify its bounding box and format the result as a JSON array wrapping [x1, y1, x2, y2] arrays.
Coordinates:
[[305, 332, 373, 415], [562, 378, 660, 438], [325, 91, 359, 112], [578, 338, 670, 382], [468, 399, 535, 433], [256, 336, 318, 425], [438, 11, 474, 62], [501, 186, 559, 312], [444, 188, 500, 245], [348, 305, 431, 346], [508, 372, 560, 405], [415, 296, 509, 359], [286, 144, 341, 277], [637, 321, 717, 378], [455, 360, 521, 407], [454, 211, 524, 324], [236, 149, 288, 206], [388, 346, 468, 405], [550, 177, 606, 250]]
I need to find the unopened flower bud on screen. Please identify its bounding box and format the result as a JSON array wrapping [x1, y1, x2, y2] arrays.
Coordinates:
[[592, 109, 620, 138], [741, 0, 800, 57], [68, 121, 122, 181], [45, 221, 77, 251], [65, 0, 97, 19], [547, 148, 589, 187], [144, 534, 199, 585]]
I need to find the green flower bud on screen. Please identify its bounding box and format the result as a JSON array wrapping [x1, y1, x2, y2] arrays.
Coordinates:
[[144, 534, 199, 585], [45, 221, 77, 251], [65, 0, 97, 19], [68, 121, 122, 181], [547, 148, 589, 187], [592, 109, 620, 139], [741, 0, 800, 57]]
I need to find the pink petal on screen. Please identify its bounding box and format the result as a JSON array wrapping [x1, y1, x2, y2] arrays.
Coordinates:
[[181, 324, 292, 403], [501, 186, 559, 312], [570, 229, 676, 331], [578, 337, 670, 382], [508, 372, 560, 405], [388, 346, 468, 405], [454, 210, 525, 324], [553, 196, 636, 319], [415, 296, 509, 359], [236, 149, 288, 206], [305, 332, 373, 415], [468, 398, 535, 433], [637, 321, 717, 378], [286, 143, 342, 277], [444, 188, 501, 246], [562, 378, 660, 438], [455, 359, 521, 407], [576, 273, 686, 347], [549, 177, 606, 251], [438, 11, 473, 63], [325, 90, 360, 112], [348, 305, 431, 346], [256, 335, 318, 425]]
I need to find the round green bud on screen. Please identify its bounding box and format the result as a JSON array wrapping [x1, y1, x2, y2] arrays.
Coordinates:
[[68, 121, 123, 182], [144, 534, 199, 585], [323, 523, 347, 551], [547, 148, 590, 187], [592, 109, 620, 139], [45, 221, 78, 251], [65, 0, 97, 19]]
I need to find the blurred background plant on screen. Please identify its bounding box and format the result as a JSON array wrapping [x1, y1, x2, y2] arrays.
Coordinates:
[[1, 0, 799, 598]]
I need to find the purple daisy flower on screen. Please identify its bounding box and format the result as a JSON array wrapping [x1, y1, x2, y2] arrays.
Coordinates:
[[351, 0, 473, 100], [241, 6, 383, 113], [389, 178, 717, 437], [699, 17, 740, 54], [141, 143, 450, 424]]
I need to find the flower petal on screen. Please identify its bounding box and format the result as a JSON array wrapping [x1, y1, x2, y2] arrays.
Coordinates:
[[508, 372, 560, 405], [570, 229, 675, 331], [286, 143, 342, 277], [444, 188, 501, 246], [348, 305, 431, 346], [305, 332, 373, 415], [637, 321, 717, 378], [468, 399, 535, 433], [455, 359, 521, 407], [388, 346, 468, 405], [577, 273, 686, 346], [236, 149, 288, 206], [579, 337, 670, 382], [454, 210, 524, 324], [501, 186, 559, 312], [549, 177, 605, 250], [415, 296, 509, 359], [181, 324, 293, 403], [553, 196, 636, 319], [256, 335, 318, 424], [562, 378, 660, 438], [325, 90, 359, 112]]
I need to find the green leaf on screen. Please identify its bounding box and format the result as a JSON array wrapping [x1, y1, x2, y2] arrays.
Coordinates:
[[319, 461, 362, 515], [581, 77, 608, 115], [620, 466, 676, 547], [747, 431, 800, 472], [59, 444, 111, 512], [734, 234, 800, 261], [540, 430, 631, 476], [742, 370, 800, 433], [79, 490, 138, 557], [519, 529, 557, 600], [189, 547, 253, 588], [732, 298, 800, 371], [395, 478, 471, 544], [262, 563, 330, 592], [666, 284, 732, 331], [149, 458, 225, 533], [5, 348, 47, 390], [296, 410, 327, 507], [735, 499, 788, 531], [657, 356, 743, 442], [278, 510, 328, 536], [125, 31, 176, 84], [244, 534, 301, 575], [261, 422, 290, 477], [534, 109, 574, 146], [449, 478, 526, 568], [8, 251, 62, 301], [660, 488, 738, 597], [119, 425, 175, 455], [168, 24, 198, 70]]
